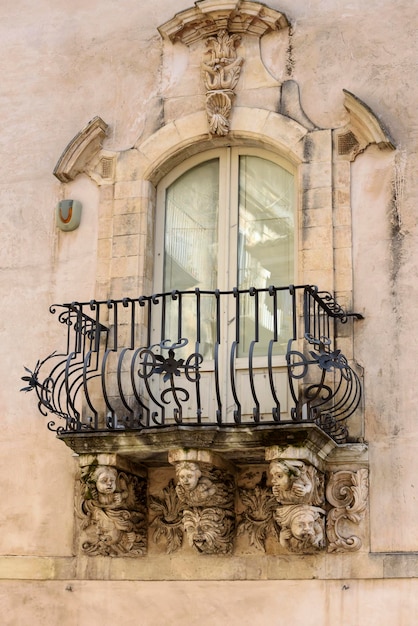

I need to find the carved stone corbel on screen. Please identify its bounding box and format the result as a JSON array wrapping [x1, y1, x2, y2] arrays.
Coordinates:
[[76, 455, 147, 557], [169, 449, 236, 554], [326, 468, 368, 552]]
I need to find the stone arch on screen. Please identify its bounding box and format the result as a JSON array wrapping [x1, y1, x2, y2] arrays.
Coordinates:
[[138, 108, 308, 186]]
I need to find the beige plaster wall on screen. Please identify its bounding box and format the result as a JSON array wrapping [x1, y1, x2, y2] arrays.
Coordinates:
[[1, 0, 418, 619], [1, 579, 418, 626]]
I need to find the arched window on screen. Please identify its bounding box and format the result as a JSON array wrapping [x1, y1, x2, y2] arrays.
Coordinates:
[[154, 147, 296, 357]]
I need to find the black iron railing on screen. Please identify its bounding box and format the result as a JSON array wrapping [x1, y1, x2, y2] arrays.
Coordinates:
[[21, 285, 363, 442]]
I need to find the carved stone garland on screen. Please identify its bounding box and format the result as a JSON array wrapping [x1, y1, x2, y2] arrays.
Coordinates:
[[76, 464, 147, 556], [203, 30, 243, 136]]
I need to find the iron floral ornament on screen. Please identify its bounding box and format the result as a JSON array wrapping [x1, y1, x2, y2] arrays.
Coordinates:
[[138, 339, 203, 424]]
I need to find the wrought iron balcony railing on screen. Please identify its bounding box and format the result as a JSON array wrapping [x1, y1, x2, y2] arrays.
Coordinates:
[[21, 285, 363, 443]]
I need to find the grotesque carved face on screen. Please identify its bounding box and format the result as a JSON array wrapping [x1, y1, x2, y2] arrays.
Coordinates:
[[176, 462, 202, 491], [290, 511, 316, 540], [182, 507, 234, 554], [95, 467, 118, 494]]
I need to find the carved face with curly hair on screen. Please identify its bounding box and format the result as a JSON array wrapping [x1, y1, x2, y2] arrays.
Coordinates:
[[176, 461, 202, 491], [93, 466, 118, 495], [182, 507, 234, 554]]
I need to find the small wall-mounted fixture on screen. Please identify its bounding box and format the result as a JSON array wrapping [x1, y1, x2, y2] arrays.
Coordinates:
[[56, 199, 82, 231]]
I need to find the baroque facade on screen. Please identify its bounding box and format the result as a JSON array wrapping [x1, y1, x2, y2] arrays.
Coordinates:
[[1, 0, 418, 624]]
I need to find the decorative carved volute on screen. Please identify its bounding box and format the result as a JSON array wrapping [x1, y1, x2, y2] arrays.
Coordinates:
[[326, 468, 368, 552]]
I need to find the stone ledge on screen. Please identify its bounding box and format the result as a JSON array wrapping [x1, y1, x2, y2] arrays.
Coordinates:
[[58, 424, 356, 466], [1, 553, 417, 581]]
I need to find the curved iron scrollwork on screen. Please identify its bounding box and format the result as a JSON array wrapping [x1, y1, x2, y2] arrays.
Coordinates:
[[21, 285, 363, 442], [287, 342, 361, 443]]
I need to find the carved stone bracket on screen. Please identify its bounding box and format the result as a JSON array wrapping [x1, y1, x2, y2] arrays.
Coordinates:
[[76, 454, 147, 557], [268, 456, 326, 554], [150, 449, 236, 554], [72, 439, 368, 557], [326, 468, 369, 552]]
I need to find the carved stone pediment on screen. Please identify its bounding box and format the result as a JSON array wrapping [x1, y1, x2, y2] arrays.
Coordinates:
[[335, 90, 395, 160], [158, 0, 289, 45], [53, 116, 108, 183]]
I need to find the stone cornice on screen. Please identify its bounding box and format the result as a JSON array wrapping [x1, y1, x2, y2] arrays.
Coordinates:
[[158, 0, 289, 45], [53, 116, 108, 183]]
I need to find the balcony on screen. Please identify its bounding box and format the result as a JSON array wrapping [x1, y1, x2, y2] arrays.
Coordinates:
[[22, 285, 363, 447]]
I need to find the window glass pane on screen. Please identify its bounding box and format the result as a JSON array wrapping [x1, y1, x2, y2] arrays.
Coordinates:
[[164, 159, 219, 353], [238, 156, 295, 355], [164, 159, 219, 291]]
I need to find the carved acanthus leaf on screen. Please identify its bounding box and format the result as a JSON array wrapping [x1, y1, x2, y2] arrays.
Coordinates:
[[150, 479, 184, 554], [237, 482, 277, 551]]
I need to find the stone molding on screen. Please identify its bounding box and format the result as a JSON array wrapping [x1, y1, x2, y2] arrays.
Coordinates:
[[53, 116, 108, 183], [158, 0, 289, 45], [335, 90, 395, 161]]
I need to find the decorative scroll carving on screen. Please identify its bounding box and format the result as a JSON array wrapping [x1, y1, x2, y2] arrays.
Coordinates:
[[274, 504, 326, 553], [269, 460, 324, 505], [335, 90, 395, 161], [77, 465, 147, 556], [202, 30, 243, 136], [237, 472, 277, 551], [326, 469, 368, 552]]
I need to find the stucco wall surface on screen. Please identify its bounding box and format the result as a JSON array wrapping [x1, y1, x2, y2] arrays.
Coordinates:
[[1, 579, 418, 626]]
